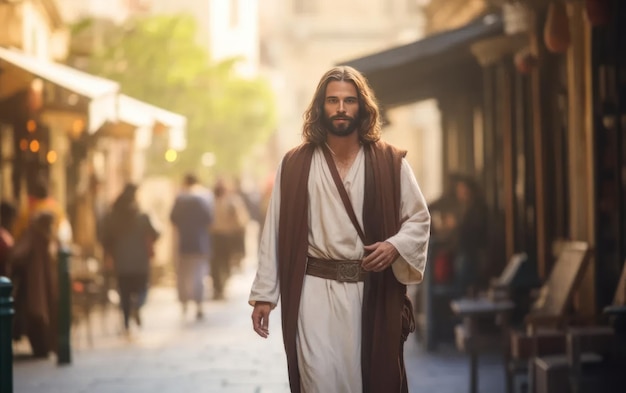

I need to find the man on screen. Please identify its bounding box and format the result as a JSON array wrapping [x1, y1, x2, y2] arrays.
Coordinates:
[[249, 66, 431, 393], [170, 173, 214, 320]]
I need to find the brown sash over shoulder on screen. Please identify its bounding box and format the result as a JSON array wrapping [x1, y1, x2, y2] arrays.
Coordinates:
[[277, 143, 314, 393], [278, 141, 413, 393], [361, 142, 414, 393]]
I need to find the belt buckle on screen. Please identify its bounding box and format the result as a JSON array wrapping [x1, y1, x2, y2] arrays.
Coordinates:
[[337, 262, 361, 282]]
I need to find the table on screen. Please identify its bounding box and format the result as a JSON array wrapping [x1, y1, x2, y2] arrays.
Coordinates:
[[450, 297, 515, 393]]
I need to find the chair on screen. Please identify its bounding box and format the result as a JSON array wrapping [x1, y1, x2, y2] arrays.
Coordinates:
[[452, 241, 591, 393], [488, 253, 540, 322], [506, 241, 592, 393], [491, 253, 530, 289], [533, 261, 626, 393], [448, 252, 535, 393]]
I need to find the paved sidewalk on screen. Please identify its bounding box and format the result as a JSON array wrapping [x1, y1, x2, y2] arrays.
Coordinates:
[[12, 265, 507, 393], [13, 268, 290, 393], [405, 334, 507, 393]]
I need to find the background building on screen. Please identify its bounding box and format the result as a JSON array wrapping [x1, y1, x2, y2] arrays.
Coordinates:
[[259, 0, 443, 200], [58, 0, 258, 76]]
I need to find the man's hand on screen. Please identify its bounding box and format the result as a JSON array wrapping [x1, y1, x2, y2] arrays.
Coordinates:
[[251, 301, 272, 338], [362, 241, 399, 272]]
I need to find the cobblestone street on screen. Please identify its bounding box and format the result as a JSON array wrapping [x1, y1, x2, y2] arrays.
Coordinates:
[[12, 255, 507, 393]]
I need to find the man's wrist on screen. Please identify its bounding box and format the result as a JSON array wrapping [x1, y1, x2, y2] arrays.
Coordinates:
[[253, 300, 273, 307]]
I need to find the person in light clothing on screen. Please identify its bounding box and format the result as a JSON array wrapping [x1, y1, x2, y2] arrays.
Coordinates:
[[170, 173, 214, 319], [209, 179, 249, 300], [249, 66, 431, 393]]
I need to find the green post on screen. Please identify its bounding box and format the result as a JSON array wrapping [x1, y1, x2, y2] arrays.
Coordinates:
[[57, 247, 71, 365], [0, 276, 14, 393]]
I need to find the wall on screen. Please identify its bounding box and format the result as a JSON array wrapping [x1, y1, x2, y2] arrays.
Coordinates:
[[258, 0, 442, 197], [56, 0, 132, 24], [208, 0, 259, 77]]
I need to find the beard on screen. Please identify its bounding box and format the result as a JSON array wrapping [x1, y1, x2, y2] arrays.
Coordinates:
[[323, 114, 359, 137]]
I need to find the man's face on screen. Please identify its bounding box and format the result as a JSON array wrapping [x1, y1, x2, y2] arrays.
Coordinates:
[[322, 80, 360, 137]]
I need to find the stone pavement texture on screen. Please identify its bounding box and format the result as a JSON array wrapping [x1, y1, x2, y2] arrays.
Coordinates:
[[12, 265, 507, 393]]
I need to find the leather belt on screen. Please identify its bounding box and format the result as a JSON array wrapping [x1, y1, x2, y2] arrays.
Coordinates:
[[306, 257, 368, 283]]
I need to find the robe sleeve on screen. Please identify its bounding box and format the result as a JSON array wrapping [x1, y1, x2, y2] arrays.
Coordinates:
[[248, 163, 282, 307], [386, 159, 431, 284]]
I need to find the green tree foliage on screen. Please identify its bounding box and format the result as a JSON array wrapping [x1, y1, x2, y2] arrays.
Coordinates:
[[74, 15, 276, 176]]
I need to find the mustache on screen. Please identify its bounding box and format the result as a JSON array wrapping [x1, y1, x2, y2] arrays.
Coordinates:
[[330, 115, 354, 121]]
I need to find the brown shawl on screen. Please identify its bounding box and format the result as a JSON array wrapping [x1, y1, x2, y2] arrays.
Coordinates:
[[278, 140, 414, 393]]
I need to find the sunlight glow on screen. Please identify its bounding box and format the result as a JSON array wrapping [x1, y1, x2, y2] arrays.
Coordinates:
[[165, 149, 178, 162]]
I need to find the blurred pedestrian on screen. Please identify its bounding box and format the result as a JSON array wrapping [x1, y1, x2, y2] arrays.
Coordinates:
[[249, 66, 431, 393], [8, 178, 68, 356], [12, 176, 70, 245], [426, 175, 465, 285], [235, 177, 262, 225], [448, 175, 489, 294], [210, 178, 248, 299], [102, 184, 159, 334], [0, 201, 16, 276], [170, 173, 214, 319], [10, 210, 58, 357]]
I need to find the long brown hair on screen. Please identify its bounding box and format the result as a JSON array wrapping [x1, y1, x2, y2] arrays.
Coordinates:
[[302, 66, 382, 145]]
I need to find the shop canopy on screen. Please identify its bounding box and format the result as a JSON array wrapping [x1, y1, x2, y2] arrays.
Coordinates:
[[118, 94, 187, 151], [337, 14, 504, 107], [0, 47, 119, 133]]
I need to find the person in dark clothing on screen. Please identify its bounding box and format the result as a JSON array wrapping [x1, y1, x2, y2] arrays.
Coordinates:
[[102, 184, 159, 333], [448, 175, 488, 294], [10, 211, 59, 357]]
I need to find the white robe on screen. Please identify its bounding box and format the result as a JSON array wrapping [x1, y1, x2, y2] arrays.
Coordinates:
[[249, 146, 431, 393]]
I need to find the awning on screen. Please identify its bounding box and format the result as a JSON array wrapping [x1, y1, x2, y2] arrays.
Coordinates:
[[98, 95, 153, 143], [118, 95, 187, 151], [337, 14, 504, 106], [0, 47, 119, 133]]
